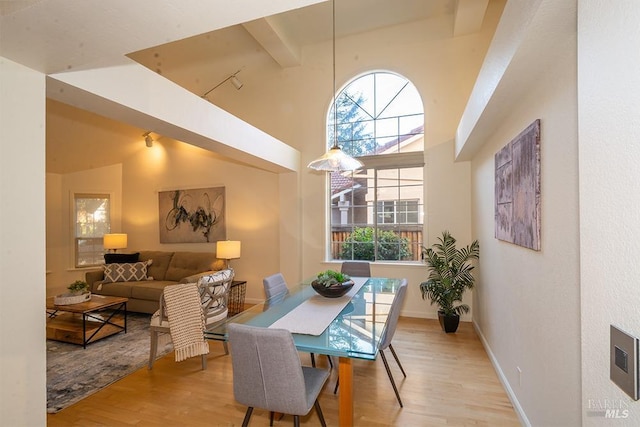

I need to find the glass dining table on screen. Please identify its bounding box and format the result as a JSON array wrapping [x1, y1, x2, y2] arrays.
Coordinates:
[[205, 276, 405, 427]]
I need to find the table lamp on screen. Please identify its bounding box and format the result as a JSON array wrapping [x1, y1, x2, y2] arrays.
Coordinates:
[[216, 240, 241, 269], [103, 233, 128, 253]]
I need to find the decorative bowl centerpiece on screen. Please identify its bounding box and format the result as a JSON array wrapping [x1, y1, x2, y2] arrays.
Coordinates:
[[54, 280, 91, 305], [311, 270, 354, 298]]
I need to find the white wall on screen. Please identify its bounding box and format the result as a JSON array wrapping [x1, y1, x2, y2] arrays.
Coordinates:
[[120, 137, 282, 302], [579, 2, 640, 425], [203, 5, 505, 319], [46, 135, 283, 303], [470, 34, 580, 425], [46, 164, 123, 297], [0, 57, 46, 426]]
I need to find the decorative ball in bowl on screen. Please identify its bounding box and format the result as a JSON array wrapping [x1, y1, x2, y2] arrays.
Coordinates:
[[311, 270, 354, 298]]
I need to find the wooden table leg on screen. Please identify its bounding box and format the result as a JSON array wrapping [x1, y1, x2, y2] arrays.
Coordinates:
[[338, 357, 353, 426]]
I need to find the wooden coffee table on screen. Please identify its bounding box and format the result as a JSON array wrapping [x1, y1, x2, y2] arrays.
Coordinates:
[[46, 294, 128, 348]]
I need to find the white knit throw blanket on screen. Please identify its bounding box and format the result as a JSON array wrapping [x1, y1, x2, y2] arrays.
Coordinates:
[[163, 283, 209, 362]]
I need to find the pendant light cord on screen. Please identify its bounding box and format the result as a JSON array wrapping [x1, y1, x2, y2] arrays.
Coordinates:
[[331, 0, 339, 150]]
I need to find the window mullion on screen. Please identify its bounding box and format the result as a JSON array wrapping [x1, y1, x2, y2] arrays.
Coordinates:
[[373, 168, 379, 261]]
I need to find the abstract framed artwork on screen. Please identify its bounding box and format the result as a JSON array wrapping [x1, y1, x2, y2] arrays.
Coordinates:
[[495, 119, 541, 251], [158, 187, 226, 243]]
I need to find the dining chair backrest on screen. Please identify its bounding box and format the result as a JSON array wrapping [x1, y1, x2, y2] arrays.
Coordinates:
[[262, 273, 289, 299], [196, 269, 234, 325], [228, 323, 311, 415], [340, 261, 371, 277], [379, 279, 408, 351]]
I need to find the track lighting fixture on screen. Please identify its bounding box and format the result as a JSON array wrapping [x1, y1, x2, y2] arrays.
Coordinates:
[[142, 131, 153, 148], [202, 70, 243, 99]]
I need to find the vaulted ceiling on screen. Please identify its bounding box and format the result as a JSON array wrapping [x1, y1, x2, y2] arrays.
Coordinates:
[[0, 0, 490, 173]]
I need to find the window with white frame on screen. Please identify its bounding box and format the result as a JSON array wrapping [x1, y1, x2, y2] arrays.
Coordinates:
[[74, 194, 110, 267], [328, 71, 424, 262]]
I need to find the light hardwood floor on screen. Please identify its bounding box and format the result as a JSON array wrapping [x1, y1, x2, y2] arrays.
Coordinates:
[[47, 317, 521, 426]]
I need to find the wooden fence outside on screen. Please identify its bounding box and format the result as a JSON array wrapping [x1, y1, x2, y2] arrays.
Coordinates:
[[331, 229, 423, 261]]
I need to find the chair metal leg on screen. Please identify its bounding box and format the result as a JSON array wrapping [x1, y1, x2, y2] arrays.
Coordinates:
[[310, 353, 316, 367], [148, 330, 158, 370], [201, 354, 207, 370], [293, 415, 300, 427], [223, 341, 229, 355], [269, 411, 274, 426], [314, 399, 327, 427], [242, 407, 253, 427], [379, 349, 403, 407], [327, 355, 333, 368], [388, 343, 406, 377], [333, 377, 339, 394]]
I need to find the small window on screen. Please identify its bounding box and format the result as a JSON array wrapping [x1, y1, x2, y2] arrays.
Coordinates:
[[74, 194, 110, 267], [377, 200, 420, 224]]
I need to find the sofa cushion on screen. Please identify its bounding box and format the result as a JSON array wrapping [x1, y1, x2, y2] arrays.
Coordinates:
[[139, 251, 174, 281], [165, 251, 223, 282], [94, 281, 133, 298], [104, 252, 140, 264], [130, 280, 175, 302], [103, 261, 151, 283]]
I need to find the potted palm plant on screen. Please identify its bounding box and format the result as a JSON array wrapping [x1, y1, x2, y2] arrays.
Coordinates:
[[420, 231, 479, 333]]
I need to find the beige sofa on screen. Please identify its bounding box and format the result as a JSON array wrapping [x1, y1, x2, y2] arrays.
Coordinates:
[[85, 250, 225, 314]]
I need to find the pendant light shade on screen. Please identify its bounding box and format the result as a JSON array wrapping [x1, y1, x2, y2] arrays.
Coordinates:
[[307, 0, 363, 173], [307, 145, 364, 171]]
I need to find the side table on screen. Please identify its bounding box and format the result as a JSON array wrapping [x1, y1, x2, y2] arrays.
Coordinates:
[[228, 280, 247, 316]]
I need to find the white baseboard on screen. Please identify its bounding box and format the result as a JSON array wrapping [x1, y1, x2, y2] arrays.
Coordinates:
[[473, 321, 531, 427]]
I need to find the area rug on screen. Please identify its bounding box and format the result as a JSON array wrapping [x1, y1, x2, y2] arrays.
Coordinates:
[[47, 312, 173, 413]]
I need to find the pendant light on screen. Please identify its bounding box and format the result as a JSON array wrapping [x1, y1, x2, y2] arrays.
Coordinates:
[[307, 0, 364, 172]]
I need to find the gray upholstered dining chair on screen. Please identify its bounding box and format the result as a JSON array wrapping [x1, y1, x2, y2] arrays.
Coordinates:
[[377, 278, 408, 407], [334, 278, 408, 407], [341, 261, 371, 277], [228, 323, 330, 427], [262, 272, 289, 299], [262, 272, 332, 369]]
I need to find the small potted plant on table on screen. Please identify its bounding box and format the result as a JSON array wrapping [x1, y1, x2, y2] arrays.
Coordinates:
[[311, 270, 354, 298], [420, 231, 479, 333]]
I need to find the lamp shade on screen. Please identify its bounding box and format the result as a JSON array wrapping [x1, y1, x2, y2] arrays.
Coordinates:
[[217, 240, 241, 260], [103, 233, 128, 250]]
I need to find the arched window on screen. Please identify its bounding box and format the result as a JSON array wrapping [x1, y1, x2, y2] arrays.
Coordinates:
[[328, 71, 425, 262]]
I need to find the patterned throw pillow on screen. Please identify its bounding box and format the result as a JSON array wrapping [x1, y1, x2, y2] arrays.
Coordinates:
[[103, 260, 153, 284]]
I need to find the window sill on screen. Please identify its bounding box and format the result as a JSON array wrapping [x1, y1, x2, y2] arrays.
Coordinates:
[[66, 266, 103, 272], [322, 260, 424, 268]]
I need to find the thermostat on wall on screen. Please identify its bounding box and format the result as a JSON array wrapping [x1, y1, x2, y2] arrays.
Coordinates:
[[610, 325, 639, 400]]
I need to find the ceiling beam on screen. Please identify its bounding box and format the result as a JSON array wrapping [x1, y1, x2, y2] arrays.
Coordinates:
[[47, 61, 300, 173], [243, 17, 302, 68], [454, 0, 489, 37], [455, 0, 575, 161]]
